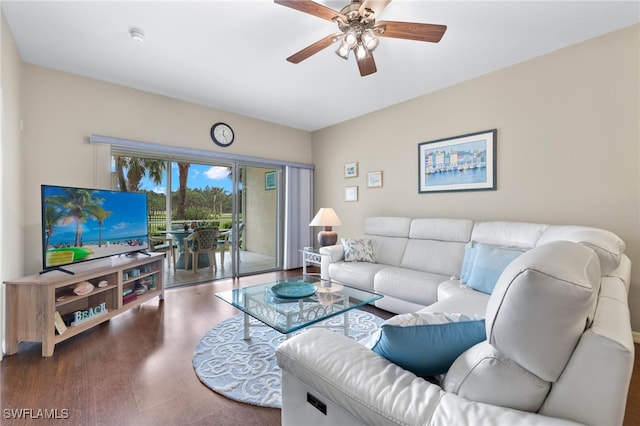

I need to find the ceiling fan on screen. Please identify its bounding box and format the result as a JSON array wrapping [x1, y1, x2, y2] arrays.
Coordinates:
[[274, 0, 447, 77]]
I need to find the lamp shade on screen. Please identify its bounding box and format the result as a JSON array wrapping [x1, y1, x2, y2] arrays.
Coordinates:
[[309, 208, 342, 246], [309, 208, 343, 227]]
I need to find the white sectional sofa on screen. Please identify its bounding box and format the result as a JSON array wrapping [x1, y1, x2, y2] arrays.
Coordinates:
[[276, 217, 633, 426]]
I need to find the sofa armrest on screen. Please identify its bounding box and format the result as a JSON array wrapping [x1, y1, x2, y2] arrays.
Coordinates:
[[276, 329, 582, 426], [276, 328, 442, 425], [319, 245, 344, 280], [319, 244, 344, 263]]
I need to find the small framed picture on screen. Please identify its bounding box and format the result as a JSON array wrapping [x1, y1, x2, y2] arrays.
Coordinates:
[[344, 162, 358, 178], [367, 171, 383, 188], [265, 171, 276, 190], [344, 186, 358, 202]]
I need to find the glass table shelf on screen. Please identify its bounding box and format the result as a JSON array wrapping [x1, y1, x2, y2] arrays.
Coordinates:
[[216, 275, 383, 338]]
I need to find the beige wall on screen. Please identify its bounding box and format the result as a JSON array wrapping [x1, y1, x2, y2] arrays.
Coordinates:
[[1, 14, 23, 278], [1, 12, 25, 356], [18, 65, 312, 275], [312, 25, 640, 329]]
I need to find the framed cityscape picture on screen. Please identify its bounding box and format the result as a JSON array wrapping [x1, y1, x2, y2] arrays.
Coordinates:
[[418, 129, 497, 193]]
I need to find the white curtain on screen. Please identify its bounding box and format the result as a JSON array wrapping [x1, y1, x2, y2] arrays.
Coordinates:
[[283, 166, 314, 269]]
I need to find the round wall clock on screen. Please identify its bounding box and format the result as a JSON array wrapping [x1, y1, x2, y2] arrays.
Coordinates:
[[210, 122, 234, 147]]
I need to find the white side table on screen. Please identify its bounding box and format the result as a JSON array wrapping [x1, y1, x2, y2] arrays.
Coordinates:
[[300, 248, 328, 280]]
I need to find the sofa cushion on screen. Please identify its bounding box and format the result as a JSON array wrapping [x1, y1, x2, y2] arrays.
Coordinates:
[[374, 267, 447, 307], [443, 341, 551, 412], [364, 312, 485, 377], [424, 280, 490, 317], [408, 218, 474, 243], [328, 261, 386, 292], [364, 216, 412, 238], [397, 218, 471, 277], [465, 243, 524, 294], [400, 239, 466, 277], [471, 221, 548, 249], [486, 240, 601, 382], [366, 235, 409, 267], [537, 225, 625, 276], [341, 238, 375, 263], [375, 295, 429, 315]]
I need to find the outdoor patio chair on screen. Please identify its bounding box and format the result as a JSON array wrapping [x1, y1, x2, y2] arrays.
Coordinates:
[[184, 227, 218, 273], [149, 235, 176, 270], [217, 223, 244, 265]]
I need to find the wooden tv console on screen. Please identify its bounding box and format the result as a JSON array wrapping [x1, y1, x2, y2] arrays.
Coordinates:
[[3, 252, 164, 357]]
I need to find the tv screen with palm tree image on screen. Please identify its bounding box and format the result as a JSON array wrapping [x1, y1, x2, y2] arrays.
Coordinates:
[[41, 184, 149, 272]]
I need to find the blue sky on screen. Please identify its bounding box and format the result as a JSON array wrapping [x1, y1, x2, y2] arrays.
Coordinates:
[[139, 163, 232, 194]]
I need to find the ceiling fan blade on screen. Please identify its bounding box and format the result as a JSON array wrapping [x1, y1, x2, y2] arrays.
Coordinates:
[[357, 53, 377, 77], [286, 33, 341, 64], [274, 0, 346, 22], [376, 20, 447, 43], [359, 0, 392, 18]]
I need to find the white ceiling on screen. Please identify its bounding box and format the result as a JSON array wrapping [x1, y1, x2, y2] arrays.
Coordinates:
[[2, 1, 639, 132]]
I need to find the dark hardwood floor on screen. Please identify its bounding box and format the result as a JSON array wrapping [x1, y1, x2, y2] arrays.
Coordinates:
[[1, 268, 638, 426], [1, 271, 280, 425]]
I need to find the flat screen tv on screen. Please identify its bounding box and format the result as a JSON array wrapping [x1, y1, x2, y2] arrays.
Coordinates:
[[41, 184, 149, 273]]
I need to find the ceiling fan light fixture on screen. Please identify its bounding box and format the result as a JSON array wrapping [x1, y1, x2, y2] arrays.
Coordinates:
[[336, 39, 350, 59], [344, 28, 358, 48], [361, 29, 379, 51], [355, 43, 369, 59]]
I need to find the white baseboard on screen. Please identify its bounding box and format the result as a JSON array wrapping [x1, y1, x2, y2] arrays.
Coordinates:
[[633, 331, 640, 344]]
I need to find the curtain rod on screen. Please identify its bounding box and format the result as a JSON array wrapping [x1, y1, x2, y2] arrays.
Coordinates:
[[89, 134, 315, 170]]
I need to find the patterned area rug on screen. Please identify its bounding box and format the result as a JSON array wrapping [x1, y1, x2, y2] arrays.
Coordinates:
[[193, 310, 384, 408]]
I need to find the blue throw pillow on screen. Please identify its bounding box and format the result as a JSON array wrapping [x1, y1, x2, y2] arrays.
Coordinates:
[[466, 244, 524, 294], [460, 242, 478, 283], [363, 312, 486, 377]]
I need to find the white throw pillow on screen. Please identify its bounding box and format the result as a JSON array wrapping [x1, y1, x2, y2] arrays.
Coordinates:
[[341, 238, 376, 263]]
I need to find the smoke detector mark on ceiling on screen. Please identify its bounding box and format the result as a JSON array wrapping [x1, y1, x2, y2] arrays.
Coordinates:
[[129, 27, 145, 42]]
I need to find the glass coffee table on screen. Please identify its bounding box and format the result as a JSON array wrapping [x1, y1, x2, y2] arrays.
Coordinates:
[[216, 275, 383, 339]]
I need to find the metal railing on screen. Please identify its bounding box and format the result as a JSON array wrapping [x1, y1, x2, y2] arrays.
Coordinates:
[[148, 212, 238, 235]]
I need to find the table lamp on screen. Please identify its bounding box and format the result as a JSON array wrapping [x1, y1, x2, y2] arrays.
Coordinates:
[[309, 208, 343, 246]]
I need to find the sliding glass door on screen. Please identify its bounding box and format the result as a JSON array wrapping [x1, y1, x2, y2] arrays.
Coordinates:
[[112, 153, 282, 287], [168, 160, 235, 284], [233, 164, 280, 276]]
